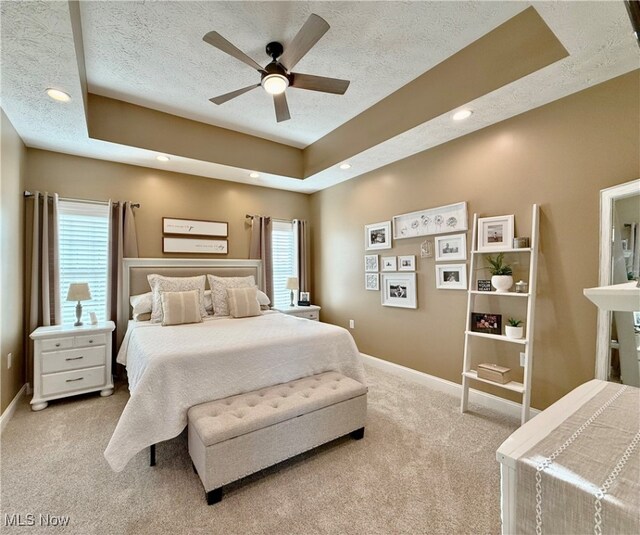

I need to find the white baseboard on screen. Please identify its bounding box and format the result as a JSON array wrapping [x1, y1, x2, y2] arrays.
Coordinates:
[[361, 353, 540, 421], [0, 384, 27, 434]]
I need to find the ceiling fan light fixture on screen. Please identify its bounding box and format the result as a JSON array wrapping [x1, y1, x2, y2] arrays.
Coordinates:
[[46, 88, 71, 102], [262, 74, 289, 95], [452, 109, 473, 121]]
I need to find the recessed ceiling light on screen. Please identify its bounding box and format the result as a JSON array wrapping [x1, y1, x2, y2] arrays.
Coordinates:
[[156, 155, 170, 162], [452, 109, 473, 121], [45, 88, 71, 102], [249, 172, 260, 179], [339, 163, 352, 170]]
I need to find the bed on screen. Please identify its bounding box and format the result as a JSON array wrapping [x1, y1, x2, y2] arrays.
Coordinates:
[[497, 379, 640, 534], [104, 258, 366, 472]]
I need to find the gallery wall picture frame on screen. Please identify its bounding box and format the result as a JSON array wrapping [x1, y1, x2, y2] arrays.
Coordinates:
[[392, 201, 468, 240], [365, 254, 379, 272], [163, 217, 228, 237], [162, 237, 228, 254], [434, 234, 467, 261], [435, 263, 467, 290], [470, 312, 502, 335], [381, 256, 397, 272], [477, 215, 514, 252], [398, 255, 416, 271], [381, 273, 417, 309], [365, 221, 392, 250], [365, 273, 379, 291]]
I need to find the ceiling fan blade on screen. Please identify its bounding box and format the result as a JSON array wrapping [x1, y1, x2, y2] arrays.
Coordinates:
[[203, 31, 265, 72], [273, 92, 291, 122], [209, 84, 260, 105], [279, 14, 330, 71], [290, 73, 350, 95]]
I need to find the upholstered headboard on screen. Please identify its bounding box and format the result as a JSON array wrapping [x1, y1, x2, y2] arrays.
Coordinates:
[[122, 258, 263, 319]]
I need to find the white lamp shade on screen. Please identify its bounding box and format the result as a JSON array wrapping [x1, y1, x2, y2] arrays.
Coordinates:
[[66, 282, 92, 302], [286, 277, 299, 290]]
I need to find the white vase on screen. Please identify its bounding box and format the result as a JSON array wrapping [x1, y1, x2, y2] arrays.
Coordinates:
[[491, 275, 513, 293], [505, 325, 524, 339]]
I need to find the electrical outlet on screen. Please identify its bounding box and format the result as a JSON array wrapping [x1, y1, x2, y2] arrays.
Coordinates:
[[349, 319, 355, 329], [7, 352, 12, 369], [520, 352, 526, 367]]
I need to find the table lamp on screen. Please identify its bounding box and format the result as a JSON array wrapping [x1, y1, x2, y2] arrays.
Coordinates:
[[66, 283, 92, 326], [286, 277, 299, 307]]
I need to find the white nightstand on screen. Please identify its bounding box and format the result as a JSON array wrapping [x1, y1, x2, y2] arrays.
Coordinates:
[[275, 305, 321, 321], [29, 321, 115, 411]]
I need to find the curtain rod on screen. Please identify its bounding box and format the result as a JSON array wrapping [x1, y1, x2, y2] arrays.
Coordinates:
[[24, 191, 140, 208], [245, 214, 292, 223]]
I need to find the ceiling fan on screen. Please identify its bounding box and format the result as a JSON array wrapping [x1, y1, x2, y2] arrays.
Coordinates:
[[203, 14, 350, 123]]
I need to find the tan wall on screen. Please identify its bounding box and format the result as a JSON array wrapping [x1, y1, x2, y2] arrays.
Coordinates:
[[1, 109, 27, 414], [310, 71, 640, 410], [25, 150, 310, 259]]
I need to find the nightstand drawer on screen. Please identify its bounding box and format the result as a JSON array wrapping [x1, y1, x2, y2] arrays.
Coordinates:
[[42, 366, 106, 396], [41, 337, 74, 352], [41, 346, 106, 374], [295, 310, 319, 321], [75, 333, 107, 348]]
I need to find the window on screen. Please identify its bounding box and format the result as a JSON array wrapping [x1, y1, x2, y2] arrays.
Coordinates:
[[58, 200, 110, 325], [271, 220, 297, 308]]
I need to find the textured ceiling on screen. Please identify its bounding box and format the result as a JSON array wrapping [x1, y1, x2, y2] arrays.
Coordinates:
[[1, 1, 638, 193]]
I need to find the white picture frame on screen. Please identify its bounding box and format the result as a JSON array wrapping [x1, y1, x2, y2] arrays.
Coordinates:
[[477, 215, 514, 252], [365, 273, 379, 291], [435, 264, 467, 290], [381, 273, 417, 308], [398, 255, 416, 271], [364, 254, 379, 272], [435, 234, 467, 261], [381, 256, 397, 272], [162, 237, 228, 254], [392, 202, 468, 239], [163, 217, 228, 237], [365, 221, 392, 250]]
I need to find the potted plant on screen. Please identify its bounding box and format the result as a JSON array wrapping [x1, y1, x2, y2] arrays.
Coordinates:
[[505, 317, 524, 339], [487, 252, 513, 292]]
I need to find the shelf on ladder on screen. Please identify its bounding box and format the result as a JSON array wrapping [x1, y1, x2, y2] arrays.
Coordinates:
[[469, 291, 530, 298], [465, 331, 528, 344], [462, 370, 525, 394]]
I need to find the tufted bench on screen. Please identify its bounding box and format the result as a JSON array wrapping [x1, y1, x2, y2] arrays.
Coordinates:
[[188, 371, 367, 504]]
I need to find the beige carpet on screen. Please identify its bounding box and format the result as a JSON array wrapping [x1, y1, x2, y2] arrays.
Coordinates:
[[1, 364, 518, 534]]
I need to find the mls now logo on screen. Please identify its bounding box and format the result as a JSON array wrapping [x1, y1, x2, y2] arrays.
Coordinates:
[[4, 513, 70, 527]]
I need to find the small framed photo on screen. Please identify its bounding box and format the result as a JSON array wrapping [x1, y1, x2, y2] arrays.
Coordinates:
[[435, 264, 467, 290], [365, 254, 379, 272], [381, 273, 417, 309], [471, 313, 502, 335], [365, 221, 392, 250], [382, 256, 397, 271], [478, 215, 514, 252], [365, 273, 379, 291], [299, 292, 310, 302], [398, 255, 416, 271], [477, 280, 492, 292], [434, 234, 467, 261]]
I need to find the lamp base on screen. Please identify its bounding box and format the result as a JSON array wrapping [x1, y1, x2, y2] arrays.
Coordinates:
[[290, 290, 295, 307], [74, 301, 83, 327]]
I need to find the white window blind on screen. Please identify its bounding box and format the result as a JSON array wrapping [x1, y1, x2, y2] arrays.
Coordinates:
[[58, 200, 110, 325], [271, 220, 297, 308]]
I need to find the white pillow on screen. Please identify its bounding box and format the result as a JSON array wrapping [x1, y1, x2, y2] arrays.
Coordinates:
[[207, 274, 256, 316], [130, 290, 213, 315], [148, 274, 207, 323], [256, 289, 270, 307]]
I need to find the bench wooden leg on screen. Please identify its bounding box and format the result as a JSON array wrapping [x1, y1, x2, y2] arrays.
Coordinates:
[[207, 487, 223, 505], [350, 427, 365, 440], [150, 444, 156, 467]]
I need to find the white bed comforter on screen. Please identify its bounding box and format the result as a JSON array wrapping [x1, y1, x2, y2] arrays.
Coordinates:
[[104, 312, 366, 471]]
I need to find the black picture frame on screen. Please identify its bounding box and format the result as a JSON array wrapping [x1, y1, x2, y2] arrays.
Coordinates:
[[477, 280, 492, 292], [471, 313, 502, 335]]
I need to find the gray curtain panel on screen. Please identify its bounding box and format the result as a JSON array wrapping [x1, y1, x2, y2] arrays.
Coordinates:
[[294, 219, 309, 293], [26, 191, 61, 384], [249, 216, 273, 301], [107, 201, 139, 350]]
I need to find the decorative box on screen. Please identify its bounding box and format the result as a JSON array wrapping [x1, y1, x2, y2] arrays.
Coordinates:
[[477, 363, 512, 384]]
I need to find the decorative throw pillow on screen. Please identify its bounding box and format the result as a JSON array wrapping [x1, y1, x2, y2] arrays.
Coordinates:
[[160, 290, 203, 326], [227, 287, 261, 318], [148, 274, 207, 323], [207, 274, 256, 316]]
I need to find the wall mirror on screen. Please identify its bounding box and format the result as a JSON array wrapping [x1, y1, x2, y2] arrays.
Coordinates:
[[595, 179, 640, 386]]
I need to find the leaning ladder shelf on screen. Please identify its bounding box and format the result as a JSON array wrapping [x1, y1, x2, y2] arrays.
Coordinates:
[[460, 204, 540, 425]]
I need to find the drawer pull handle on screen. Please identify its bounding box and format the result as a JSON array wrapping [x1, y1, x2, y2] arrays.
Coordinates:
[[89, 340, 93, 343], [55, 343, 61, 347], [65, 356, 84, 361], [66, 377, 84, 383]]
